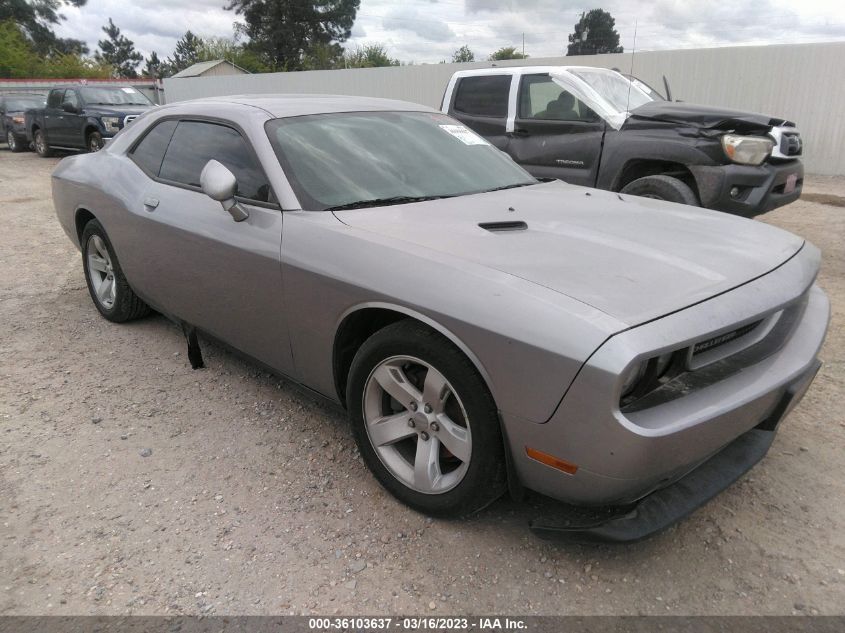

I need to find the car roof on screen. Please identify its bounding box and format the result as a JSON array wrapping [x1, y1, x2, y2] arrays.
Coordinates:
[[156, 94, 439, 118], [449, 65, 618, 78]]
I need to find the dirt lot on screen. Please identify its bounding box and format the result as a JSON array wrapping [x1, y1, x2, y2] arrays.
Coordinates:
[[1, 148, 843, 616]]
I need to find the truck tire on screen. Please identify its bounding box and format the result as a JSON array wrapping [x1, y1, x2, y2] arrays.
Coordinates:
[[621, 175, 699, 206], [7, 130, 25, 153], [33, 129, 53, 157], [87, 131, 104, 152]]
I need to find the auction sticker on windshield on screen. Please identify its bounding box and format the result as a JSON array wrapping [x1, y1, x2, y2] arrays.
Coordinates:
[[439, 124, 488, 145]]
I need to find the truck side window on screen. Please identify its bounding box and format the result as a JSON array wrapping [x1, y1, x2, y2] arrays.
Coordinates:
[[63, 90, 79, 109], [47, 90, 63, 109], [159, 120, 271, 203], [453, 76, 511, 118], [129, 119, 178, 177], [519, 75, 596, 122]]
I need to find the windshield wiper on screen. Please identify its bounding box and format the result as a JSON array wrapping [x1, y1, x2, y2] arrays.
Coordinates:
[[326, 195, 454, 211], [481, 182, 537, 193]]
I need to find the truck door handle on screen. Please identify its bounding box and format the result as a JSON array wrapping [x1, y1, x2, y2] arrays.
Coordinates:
[[143, 197, 159, 210]]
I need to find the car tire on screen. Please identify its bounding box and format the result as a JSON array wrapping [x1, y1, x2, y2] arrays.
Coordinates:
[[620, 174, 699, 206], [81, 219, 151, 323], [33, 129, 53, 157], [346, 320, 506, 518], [87, 131, 104, 152], [7, 130, 24, 153]]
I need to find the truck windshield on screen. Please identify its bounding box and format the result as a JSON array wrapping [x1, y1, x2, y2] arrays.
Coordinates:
[[5, 97, 46, 111], [568, 69, 657, 114], [78, 87, 152, 106], [266, 111, 536, 211]]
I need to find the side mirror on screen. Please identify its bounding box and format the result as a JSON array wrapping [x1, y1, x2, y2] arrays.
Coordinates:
[[61, 102, 78, 114], [200, 159, 249, 222]]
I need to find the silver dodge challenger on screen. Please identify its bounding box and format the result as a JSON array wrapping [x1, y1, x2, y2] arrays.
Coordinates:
[[51, 95, 830, 542]]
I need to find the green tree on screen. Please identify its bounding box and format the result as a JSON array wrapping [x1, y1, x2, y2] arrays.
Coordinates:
[[489, 46, 527, 61], [0, 19, 109, 78], [301, 42, 343, 70], [167, 30, 202, 73], [0, 0, 88, 55], [95, 18, 142, 77], [566, 9, 623, 56], [451, 45, 474, 63], [196, 36, 271, 73], [225, 0, 360, 71], [343, 43, 399, 68], [143, 51, 167, 78]]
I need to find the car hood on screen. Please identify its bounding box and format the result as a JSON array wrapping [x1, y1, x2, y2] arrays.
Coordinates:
[[334, 181, 804, 326], [626, 101, 792, 133]]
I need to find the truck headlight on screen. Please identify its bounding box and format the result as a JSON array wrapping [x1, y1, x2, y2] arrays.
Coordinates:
[[721, 134, 774, 166], [100, 116, 121, 134]]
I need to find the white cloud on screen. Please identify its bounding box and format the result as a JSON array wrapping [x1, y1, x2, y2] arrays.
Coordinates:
[[54, 0, 845, 65]]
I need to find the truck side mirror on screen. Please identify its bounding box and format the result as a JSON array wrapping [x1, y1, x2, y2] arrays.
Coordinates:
[[200, 159, 249, 222]]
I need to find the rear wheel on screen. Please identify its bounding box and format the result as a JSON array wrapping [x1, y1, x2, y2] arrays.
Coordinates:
[[33, 129, 52, 157], [87, 130, 104, 152], [81, 219, 150, 322], [7, 130, 24, 153], [620, 174, 699, 206], [347, 320, 506, 517]]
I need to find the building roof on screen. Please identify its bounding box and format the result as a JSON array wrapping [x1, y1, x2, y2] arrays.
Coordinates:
[[170, 59, 248, 78]]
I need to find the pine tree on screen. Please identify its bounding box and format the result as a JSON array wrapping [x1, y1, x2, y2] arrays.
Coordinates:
[[94, 18, 142, 78]]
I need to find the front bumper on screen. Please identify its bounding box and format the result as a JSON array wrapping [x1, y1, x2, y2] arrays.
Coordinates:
[[529, 359, 821, 543], [501, 245, 829, 512], [690, 160, 803, 217]]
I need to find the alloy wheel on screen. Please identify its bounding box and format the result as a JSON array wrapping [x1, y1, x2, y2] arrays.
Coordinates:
[[86, 234, 116, 309], [7, 130, 15, 151], [362, 355, 472, 494]]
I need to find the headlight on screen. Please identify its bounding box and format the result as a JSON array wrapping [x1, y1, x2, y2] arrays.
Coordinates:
[[721, 134, 774, 166], [100, 116, 121, 133]]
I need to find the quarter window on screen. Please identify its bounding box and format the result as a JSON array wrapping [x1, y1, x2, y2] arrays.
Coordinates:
[[129, 119, 178, 177], [159, 120, 271, 202], [452, 75, 511, 118]]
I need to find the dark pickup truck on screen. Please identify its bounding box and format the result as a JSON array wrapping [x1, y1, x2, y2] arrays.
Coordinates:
[[26, 84, 154, 157], [442, 66, 803, 216]]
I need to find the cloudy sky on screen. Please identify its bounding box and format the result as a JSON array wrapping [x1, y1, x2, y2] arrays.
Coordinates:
[[55, 0, 845, 64]]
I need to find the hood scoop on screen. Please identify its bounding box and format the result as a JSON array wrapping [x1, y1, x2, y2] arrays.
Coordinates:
[[479, 220, 527, 232]]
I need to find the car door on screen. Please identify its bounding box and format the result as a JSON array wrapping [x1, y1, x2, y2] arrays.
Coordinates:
[[506, 73, 606, 187], [124, 117, 294, 375], [43, 89, 65, 144], [0, 98, 7, 136], [57, 89, 85, 147], [447, 74, 513, 150]]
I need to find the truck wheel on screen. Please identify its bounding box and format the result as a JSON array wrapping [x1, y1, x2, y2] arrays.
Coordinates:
[[87, 131, 104, 152], [621, 175, 699, 206], [7, 130, 25, 153], [33, 129, 53, 157], [346, 320, 507, 518]]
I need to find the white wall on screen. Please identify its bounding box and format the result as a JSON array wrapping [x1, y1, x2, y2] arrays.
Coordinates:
[[164, 42, 845, 175]]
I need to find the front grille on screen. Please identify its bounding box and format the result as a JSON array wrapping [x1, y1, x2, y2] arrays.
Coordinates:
[[780, 133, 802, 157], [123, 115, 138, 126], [692, 320, 763, 356]]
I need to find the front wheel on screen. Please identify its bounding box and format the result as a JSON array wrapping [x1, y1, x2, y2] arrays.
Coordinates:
[[346, 321, 506, 517], [7, 130, 24, 153], [620, 174, 699, 206], [81, 219, 150, 322], [87, 131, 104, 152]]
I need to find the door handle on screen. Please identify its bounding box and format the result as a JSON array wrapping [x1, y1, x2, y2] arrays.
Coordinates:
[[143, 197, 159, 210]]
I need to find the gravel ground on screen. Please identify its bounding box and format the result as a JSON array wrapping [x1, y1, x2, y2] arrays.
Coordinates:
[[1, 148, 843, 616]]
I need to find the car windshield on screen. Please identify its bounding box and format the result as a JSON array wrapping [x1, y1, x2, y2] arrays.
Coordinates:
[[5, 96, 46, 111], [568, 69, 657, 114], [78, 87, 152, 106], [266, 111, 536, 210]]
